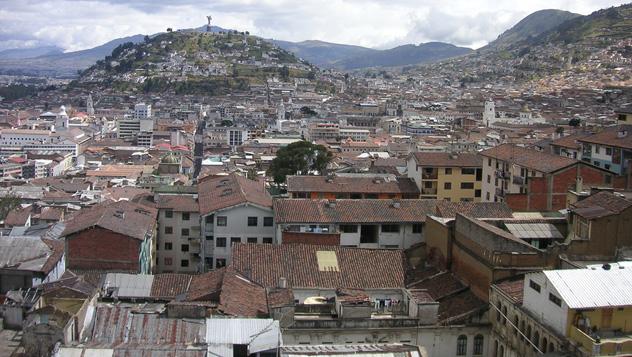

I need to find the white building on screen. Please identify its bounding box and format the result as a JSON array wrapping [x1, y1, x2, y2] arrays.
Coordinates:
[[134, 103, 152, 119], [198, 174, 274, 270]]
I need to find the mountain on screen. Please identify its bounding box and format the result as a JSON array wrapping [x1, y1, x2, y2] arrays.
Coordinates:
[[486, 9, 581, 49], [0, 34, 145, 78], [273, 39, 471, 70], [411, 3, 632, 90], [334, 42, 472, 70], [74, 30, 319, 95], [0, 45, 64, 60], [271, 39, 377, 67]]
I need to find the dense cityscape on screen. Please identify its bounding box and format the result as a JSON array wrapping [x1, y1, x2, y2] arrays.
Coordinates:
[[0, 2, 631, 357]]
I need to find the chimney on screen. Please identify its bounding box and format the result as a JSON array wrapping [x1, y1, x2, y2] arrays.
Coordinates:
[[391, 200, 401, 208], [278, 277, 287, 289], [327, 199, 336, 208]]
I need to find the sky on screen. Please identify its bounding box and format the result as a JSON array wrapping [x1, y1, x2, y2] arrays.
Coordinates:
[[0, 0, 628, 52]]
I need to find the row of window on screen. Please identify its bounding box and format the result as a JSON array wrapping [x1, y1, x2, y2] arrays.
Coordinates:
[[217, 216, 273, 227], [214, 236, 273, 247], [456, 334, 484, 356], [495, 298, 557, 354], [338, 223, 423, 234]]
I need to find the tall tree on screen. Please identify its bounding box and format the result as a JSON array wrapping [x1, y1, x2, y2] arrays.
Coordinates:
[[267, 141, 332, 184]]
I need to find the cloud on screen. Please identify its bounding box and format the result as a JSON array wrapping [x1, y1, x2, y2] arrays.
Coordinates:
[[0, 0, 627, 52]]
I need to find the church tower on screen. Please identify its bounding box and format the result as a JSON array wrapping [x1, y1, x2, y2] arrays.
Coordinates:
[[483, 100, 496, 127]]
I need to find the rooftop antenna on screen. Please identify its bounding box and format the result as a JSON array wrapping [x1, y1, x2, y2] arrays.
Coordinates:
[[206, 15, 212, 33]]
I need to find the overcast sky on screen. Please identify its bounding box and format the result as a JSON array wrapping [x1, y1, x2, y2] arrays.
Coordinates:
[[0, 0, 627, 52]]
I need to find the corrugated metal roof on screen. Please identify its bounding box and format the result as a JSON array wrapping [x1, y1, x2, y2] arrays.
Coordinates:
[[505, 223, 563, 239], [104, 273, 154, 298], [0, 235, 50, 271], [206, 318, 280, 354], [544, 267, 632, 309]]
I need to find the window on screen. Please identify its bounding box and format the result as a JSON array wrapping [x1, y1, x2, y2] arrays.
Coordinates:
[[549, 293, 562, 307], [181, 259, 189, 267], [606, 147, 612, 156], [216, 258, 226, 268], [456, 335, 467, 356], [575, 216, 589, 239], [461, 182, 474, 189], [164, 257, 172, 266], [412, 223, 422, 234], [487, 175, 491, 184], [264, 217, 274, 226], [205, 215, 214, 224], [444, 182, 452, 190], [486, 192, 490, 201], [165, 210, 173, 218], [247, 237, 258, 243], [181, 244, 189, 252], [262, 237, 273, 244], [164, 242, 172, 250], [529, 280, 541, 293], [182, 212, 190, 221], [231, 237, 241, 246], [181, 228, 189, 236], [475, 189, 481, 198], [473, 335, 484, 355], [247, 217, 258, 226], [165, 226, 173, 234], [381, 224, 400, 233], [216, 237, 226, 247], [488, 158, 492, 166], [217, 216, 227, 226], [462, 168, 475, 175], [445, 168, 452, 175], [340, 224, 358, 233], [205, 235, 214, 241]]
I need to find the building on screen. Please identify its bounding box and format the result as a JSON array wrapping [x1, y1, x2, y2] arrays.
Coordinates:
[[229, 243, 490, 357], [407, 152, 483, 202], [549, 132, 591, 159], [578, 125, 632, 176], [274, 199, 435, 248], [155, 194, 201, 273], [567, 190, 632, 259], [491, 264, 632, 357], [287, 174, 420, 199], [480, 144, 614, 211], [198, 173, 274, 270], [308, 122, 339, 142], [62, 201, 158, 273], [0, 236, 64, 294], [133, 103, 151, 119]]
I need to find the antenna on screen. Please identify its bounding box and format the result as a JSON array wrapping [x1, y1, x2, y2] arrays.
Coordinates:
[[206, 15, 212, 33]]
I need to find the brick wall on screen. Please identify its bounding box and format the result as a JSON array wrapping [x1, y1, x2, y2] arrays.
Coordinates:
[[282, 231, 341, 245], [66, 227, 141, 272]]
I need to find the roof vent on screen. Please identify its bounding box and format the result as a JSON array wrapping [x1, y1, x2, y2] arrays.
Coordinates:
[[326, 199, 336, 208], [113, 210, 125, 219], [278, 277, 287, 289], [618, 130, 628, 138], [603, 263, 611, 271], [392, 201, 401, 208]]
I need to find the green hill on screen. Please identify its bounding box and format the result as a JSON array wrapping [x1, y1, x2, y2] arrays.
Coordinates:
[[74, 31, 318, 95]]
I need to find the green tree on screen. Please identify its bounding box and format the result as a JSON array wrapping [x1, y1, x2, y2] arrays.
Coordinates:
[[569, 118, 581, 127], [267, 141, 332, 184], [0, 194, 21, 220], [279, 66, 290, 81], [300, 106, 317, 116]]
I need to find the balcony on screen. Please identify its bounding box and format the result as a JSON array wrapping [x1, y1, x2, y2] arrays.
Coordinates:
[[569, 325, 632, 356], [421, 187, 437, 196], [495, 170, 510, 179]]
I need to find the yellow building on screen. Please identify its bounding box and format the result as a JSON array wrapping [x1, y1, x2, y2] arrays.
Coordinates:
[[407, 152, 483, 202]]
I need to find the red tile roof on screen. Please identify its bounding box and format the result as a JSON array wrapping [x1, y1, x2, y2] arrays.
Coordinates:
[[274, 199, 436, 224], [435, 201, 513, 219], [198, 173, 272, 215], [480, 144, 577, 173], [578, 125, 632, 150], [4, 205, 32, 226], [62, 200, 158, 241], [218, 269, 268, 317], [550, 132, 591, 150], [287, 175, 419, 195], [186, 268, 225, 301], [230, 243, 406, 289], [494, 278, 525, 305], [571, 191, 632, 219], [156, 194, 199, 212], [411, 152, 482, 167], [150, 274, 192, 299]]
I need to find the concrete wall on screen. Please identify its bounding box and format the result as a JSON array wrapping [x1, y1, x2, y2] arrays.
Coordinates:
[[156, 208, 201, 273], [521, 272, 568, 336]]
